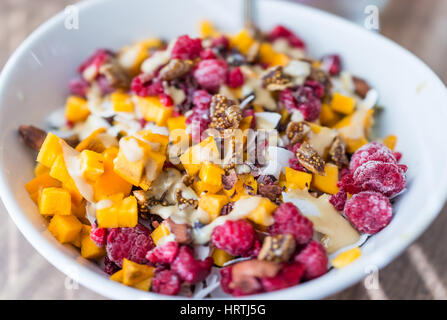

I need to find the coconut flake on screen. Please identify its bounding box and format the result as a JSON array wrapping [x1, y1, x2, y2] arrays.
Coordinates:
[[255, 112, 281, 130], [261, 146, 295, 179]]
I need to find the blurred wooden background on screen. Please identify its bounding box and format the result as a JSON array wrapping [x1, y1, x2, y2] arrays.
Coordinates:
[[0, 0, 446, 299]]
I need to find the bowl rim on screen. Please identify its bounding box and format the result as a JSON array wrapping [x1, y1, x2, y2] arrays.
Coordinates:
[[1, 0, 447, 300]]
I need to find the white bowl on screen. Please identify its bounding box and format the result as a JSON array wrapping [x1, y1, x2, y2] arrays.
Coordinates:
[[1, 0, 447, 300]]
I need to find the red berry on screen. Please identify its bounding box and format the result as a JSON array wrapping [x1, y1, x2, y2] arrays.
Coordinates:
[[171, 246, 213, 283], [279, 89, 298, 113], [200, 48, 216, 60], [219, 267, 234, 294], [146, 241, 179, 264], [261, 263, 305, 292], [242, 108, 256, 128], [106, 224, 155, 267], [211, 220, 257, 257], [131, 75, 164, 97], [321, 54, 342, 76], [293, 240, 328, 280], [344, 191, 393, 234], [78, 49, 112, 74], [268, 25, 306, 49], [352, 161, 406, 197], [193, 59, 228, 91], [295, 86, 321, 121], [90, 225, 107, 247], [337, 172, 360, 194], [151, 270, 182, 296], [171, 35, 203, 60], [227, 67, 244, 88], [289, 158, 307, 172], [69, 77, 90, 98], [159, 93, 173, 106], [394, 152, 402, 162], [329, 188, 348, 211], [192, 90, 212, 110], [211, 36, 230, 50], [268, 203, 313, 245], [350, 142, 397, 172], [103, 256, 121, 275], [304, 80, 325, 99]]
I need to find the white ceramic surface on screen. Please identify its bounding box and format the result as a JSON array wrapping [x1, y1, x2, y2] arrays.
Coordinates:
[[1, 0, 447, 300]]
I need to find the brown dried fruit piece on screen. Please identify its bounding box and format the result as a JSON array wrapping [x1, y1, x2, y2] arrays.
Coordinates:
[[309, 67, 332, 99], [231, 259, 281, 293], [258, 183, 282, 203], [175, 189, 198, 209], [261, 65, 292, 91], [353, 76, 371, 99], [165, 218, 192, 244], [18, 125, 47, 151], [296, 142, 326, 175], [286, 121, 311, 145], [329, 137, 349, 168], [258, 234, 296, 263], [222, 169, 238, 191], [159, 59, 194, 81], [99, 58, 131, 89], [209, 94, 242, 133]]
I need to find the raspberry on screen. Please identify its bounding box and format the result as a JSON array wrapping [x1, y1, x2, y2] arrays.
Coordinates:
[[131, 76, 164, 97], [279, 89, 298, 113], [268, 25, 306, 49], [171, 35, 203, 60], [321, 54, 342, 76], [103, 256, 121, 275], [96, 75, 115, 95], [193, 59, 228, 91], [211, 220, 257, 257], [220, 267, 234, 294], [200, 48, 216, 60], [78, 49, 112, 74], [337, 172, 360, 194], [151, 270, 182, 296], [90, 225, 107, 247], [261, 263, 305, 292], [295, 86, 321, 121], [106, 224, 155, 267], [304, 80, 325, 99], [344, 191, 393, 234], [227, 67, 244, 88], [171, 246, 213, 283], [159, 93, 173, 106], [146, 241, 179, 264], [192, 90, 212, 110], [394, 152, 402, 162], [329, 188, 348, 211], [68, 77, 90, 98], [293, 240, 328, 280], [352, 161, 406, 197], [350, 142, 397, 172], [268, 203, 313, 245], [211, 36, 230, 50], [289, 158, 307, 172]]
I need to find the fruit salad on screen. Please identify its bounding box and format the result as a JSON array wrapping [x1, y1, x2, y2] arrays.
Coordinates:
[[19, 22, 407, 297]]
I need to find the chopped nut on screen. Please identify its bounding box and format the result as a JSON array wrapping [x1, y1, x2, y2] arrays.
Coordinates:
[[261, 66, 292, 91], [209, 94, 242, 133], [231, 260, 281, 292], [286, 121, 311, 145], [220, 202, 234, 216], [296, 142, 326, 175], [258, 234, 296, 263], [353, 76, 371, 99], [165, 218, 192, 244], [18, 125, 47, 151], [258, 183, 282, 203], [329, 137, 349, 168], [159, 59, 194, 81], [99, 58, 131, 89], [182, 175, 195, 187], [222, 169, 238, 191]]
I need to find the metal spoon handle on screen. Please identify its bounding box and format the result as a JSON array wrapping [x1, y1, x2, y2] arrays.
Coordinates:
[[243, 0, 257, 29]]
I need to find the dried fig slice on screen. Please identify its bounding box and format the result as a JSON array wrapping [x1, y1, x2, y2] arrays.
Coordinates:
[[258, 183, 283, 203], [209, 94, 242, 133], [18, 125, 47, 151], [261, 65, 292, 91], [286, 121, 311, 145], [99, 58, 131, 89], [159, 59, 194, 81], [258, 234, 296, 263], [296, 141, 326, 175], [329, 137, 349, 168]]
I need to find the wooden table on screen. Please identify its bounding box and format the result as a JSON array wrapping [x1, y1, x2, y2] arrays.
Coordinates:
[[0, 0, 446, 300]]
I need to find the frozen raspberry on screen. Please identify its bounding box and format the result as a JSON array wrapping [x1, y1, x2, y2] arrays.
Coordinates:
[[338, 172, 360, 194], [192, 90, 212, 110], [293, 240, 328, 280], [227, 67, 244, 88], [398, 164, 408, 173], [353, 161, 406, 197], [171, 35, 203, 60], [78, 49, 112, 74], [289, 158, 307, 172], [350, 142, 397, 172], [90, 225, 107, 247], [345, 191, 393, 234], [220, 267, 234, 294], [304, 80, 325, 99], [171, 246, 213, 283], [321, 54, 342, 76], [193, 59, 228, 91], [69, 77, 90, 98], [261, 263, 305, 292], [106, 224, 155, 267], [329, 188, 348, 211], [96, 75, 115, 95], [295, 86, 321, 121], [394, 152, 402, 162], [103, 256, 121, 275], [146, 241, 179, 264], [158, 93, 173, 106], [200, 48, 216, 60], [279, 89, 298, 113], [268, 203, 313, 245], [151, 270, 182, 296], [131, 75, 164, 97], [268, 25, 305, 49], [211, 35, 230, 51], [186, 105, 210, 143], [211, 220, 257, 257]]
